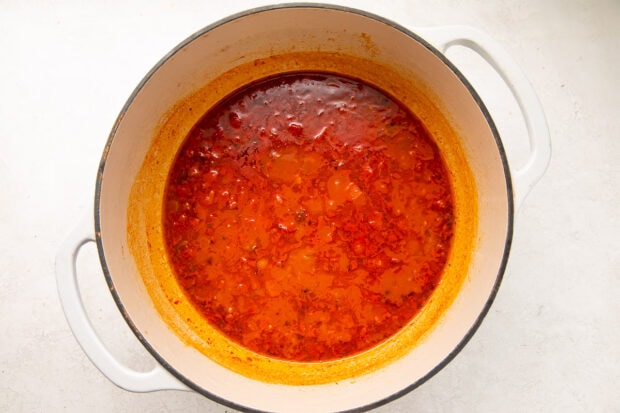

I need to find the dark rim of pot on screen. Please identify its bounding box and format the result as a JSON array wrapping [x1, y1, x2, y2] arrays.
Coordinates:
[[94, 3, 514, 413]]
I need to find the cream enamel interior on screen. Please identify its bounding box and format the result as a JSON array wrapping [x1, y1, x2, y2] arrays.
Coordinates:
[[96, 6, 511, 412]]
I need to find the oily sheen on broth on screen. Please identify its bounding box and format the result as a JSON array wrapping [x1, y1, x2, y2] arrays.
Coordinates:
[[163, 73, 454, 362]]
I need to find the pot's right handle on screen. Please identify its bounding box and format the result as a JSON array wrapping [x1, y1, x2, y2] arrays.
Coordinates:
[[55, 213, 189, 392], [418, 26, 551, 211]]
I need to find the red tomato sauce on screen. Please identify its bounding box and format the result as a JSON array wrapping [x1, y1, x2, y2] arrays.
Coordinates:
[[163, 73, 454, 362]]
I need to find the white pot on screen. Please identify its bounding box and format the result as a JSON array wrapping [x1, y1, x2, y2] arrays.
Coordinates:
[[57, 5, 550, 412]]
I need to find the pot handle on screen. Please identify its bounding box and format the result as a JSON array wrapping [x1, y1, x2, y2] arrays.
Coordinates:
[[418, 25, 551, 211], [55, 213, 189, 392]]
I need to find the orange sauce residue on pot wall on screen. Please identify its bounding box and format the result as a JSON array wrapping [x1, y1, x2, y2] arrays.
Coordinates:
[[127, 51, 477, 385]]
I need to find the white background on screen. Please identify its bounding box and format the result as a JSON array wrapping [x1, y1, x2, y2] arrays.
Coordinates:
[[1, 0, 618, 411]]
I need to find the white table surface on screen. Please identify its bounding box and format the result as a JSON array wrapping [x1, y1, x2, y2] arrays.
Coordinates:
[[1, 1, 618, 411]]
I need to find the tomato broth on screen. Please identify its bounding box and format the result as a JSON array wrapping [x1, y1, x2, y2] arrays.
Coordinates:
[[163, 73, 454, 362]]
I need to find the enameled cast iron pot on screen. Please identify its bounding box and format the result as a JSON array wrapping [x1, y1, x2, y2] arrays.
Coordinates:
[[57, 4, 550, 412]]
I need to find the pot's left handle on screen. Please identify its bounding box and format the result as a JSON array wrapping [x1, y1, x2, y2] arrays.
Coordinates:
[[55, 213, 189, 392]]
